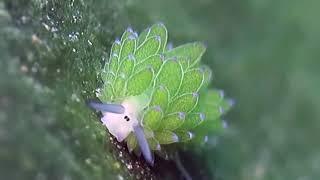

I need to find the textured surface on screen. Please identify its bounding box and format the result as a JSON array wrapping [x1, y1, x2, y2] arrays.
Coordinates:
[[1, 0, 320, 179], [100, 24, 230, 157], [0, 0, 149, 179]]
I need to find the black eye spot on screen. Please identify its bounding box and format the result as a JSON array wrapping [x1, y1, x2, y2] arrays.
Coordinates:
[[124, 115, 130, 121]]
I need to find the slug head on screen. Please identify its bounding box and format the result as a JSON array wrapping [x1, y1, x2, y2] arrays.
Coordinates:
[[88, 97, 154, 165], [101, 97, 140, 142]]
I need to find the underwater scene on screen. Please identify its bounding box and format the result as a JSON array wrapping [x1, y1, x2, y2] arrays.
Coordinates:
[[1, 0, 319, 179]]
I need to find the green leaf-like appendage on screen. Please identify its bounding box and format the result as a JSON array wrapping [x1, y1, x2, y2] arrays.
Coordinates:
[[127, 133, 137, 152], [137, 23, 167, 52], [178, 68, 204, 94], [135, 54, 164, 73], [142, 106, 163, 130], [148, 137, 161, 151], [154, 131, 179, 144], [155, 59, 183, 97], [108, 53, 119, 75], [118, 56, 134, 79], [198, 89, 226, 119], [126, 67, 153, 96], [99, 24, 232, 155], [158, 112, 186, 131], [179, 113, 205, 130], [149, 85, 169, 112], [168, 93, 199, 114], [101, 82, 114, 101], [201, 65, 212, 88], [175, 131, 194, 142], [119, 37, 136, 62], [135, 36, 161, 62], [113, 76, 126, 98], [164, 42, 206, 67]]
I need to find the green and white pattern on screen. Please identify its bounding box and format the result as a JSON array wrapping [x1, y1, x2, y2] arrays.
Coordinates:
[[98, 23, 232, 160]]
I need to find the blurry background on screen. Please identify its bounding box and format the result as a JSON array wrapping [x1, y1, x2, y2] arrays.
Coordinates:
[[1, 0, 319, 179], [127, 0, 320, 179]]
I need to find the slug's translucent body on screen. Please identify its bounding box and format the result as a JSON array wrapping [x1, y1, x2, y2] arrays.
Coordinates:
[[90, 23, 232, 165]]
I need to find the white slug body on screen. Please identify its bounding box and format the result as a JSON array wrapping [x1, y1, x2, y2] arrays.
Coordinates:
[[97, 95, 153, 165], [101, 97, 141, 142]]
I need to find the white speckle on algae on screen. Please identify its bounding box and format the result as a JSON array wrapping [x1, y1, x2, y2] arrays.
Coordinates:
[[42, 22, 50, 31], [87, 40, 93, 46], [126, 163, 133, 170], [95, 88, 102, 97], [32, 34, 42, 45], [51, 26, 58, 32], [71, 93, 80, 102], [85, 158, 92, 165], [20, 16, 29, 24], [117, 175, 124, 180], [68, 32, 79, 42], [74, 139, 80, 146], [20, 64, 28, 73]]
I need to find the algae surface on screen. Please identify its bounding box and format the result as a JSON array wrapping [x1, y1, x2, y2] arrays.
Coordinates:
[[1, 0, 320, 180]]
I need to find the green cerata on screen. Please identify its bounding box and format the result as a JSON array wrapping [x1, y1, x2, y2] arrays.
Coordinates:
[[88, 23, 232, 165]]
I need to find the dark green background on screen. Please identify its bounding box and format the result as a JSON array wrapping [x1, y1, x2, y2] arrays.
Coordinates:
[[1, 0, 319, 179]]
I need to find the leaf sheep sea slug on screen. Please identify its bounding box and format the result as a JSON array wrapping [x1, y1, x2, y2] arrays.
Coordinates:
[[89, 23, 232, 166]]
